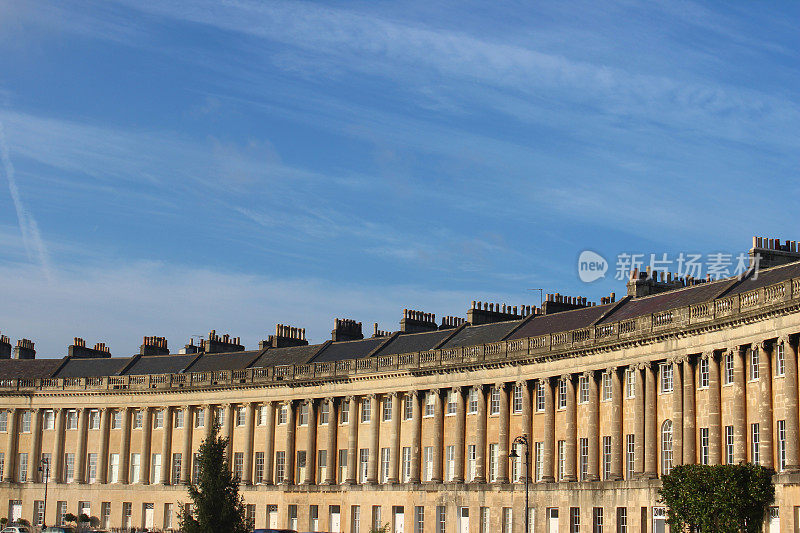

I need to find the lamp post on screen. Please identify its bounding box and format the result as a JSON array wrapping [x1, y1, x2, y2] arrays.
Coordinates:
[[509, 435, 530, 533], [37, 456, 49, 528]]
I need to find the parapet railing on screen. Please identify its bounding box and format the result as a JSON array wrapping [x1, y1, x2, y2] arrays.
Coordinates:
[[2, 277, 799, 393]]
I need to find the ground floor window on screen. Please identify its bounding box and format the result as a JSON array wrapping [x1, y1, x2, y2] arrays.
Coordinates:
[[570, 507, 580, 533], [616, 507, 627, 533], [593, 507, 603, 533]]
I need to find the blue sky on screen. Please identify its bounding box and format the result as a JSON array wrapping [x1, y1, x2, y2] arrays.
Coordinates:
[[0, 0, 797, 357]]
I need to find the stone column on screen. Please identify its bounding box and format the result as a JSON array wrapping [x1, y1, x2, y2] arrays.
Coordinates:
[[325, 398, 338, 485], [670, 359, 683, 467], [367, 395, 379, 484], [3, 409, 17, 482], [263, 402, 275, 485], [98, 408, 111, 484], [141, 407, 152, 485], [644, 363, 657, 478], [284, 401, 296, 484], [242, 402, 255, 485], [520, 381, 532, 481], [453, 387, 466, 483], [389, 392, 402, 483], [410, 391, 423, 483], [610, 367, 623, 479], [756, 341, 774, 468], [731, 346, 747, 464], [119, 408, 131, 484], [52, 408, 65, 482], [587, 371, 600, 481], [432, 389, 444, 483], [634, 365, 645, 476], [542, 377, 556, 482], [346, 396, 358, 484], [564, 375, 577, 482], [180, 406, 194, 484], [683, 357, 696, 465], [160, 407, 173, 484], [707, 352, 722, 465], [305, 399, 317, 485], [28, 408, 42, 482], [496, 383, 510, 483], [75, 408, 88, 483], [783, 336, 799, 471], [204, 405, 214, 439], [224, 404, 235, 469], [475, 386, 487, 483]]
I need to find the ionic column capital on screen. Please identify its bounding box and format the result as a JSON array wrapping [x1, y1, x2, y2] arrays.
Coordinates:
[[582, 369, 595, 379], [493, 382, 507, 391], [560, 374, 572, 383], [344, 395, 356, 403], [452, 386, 463, 395], [538, 377, 549, 387], [636, 361, 651, 371], [605, 366, 618, 375], [303, 398, 316, 407], [777, 334, 791, 345]]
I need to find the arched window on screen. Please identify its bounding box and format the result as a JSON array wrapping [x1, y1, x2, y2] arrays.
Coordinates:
[[662, 419, 673, 475]]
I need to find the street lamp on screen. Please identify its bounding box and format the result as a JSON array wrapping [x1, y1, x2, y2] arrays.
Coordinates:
[[37, 457, 49, 528], [509, 435, 530, 533]]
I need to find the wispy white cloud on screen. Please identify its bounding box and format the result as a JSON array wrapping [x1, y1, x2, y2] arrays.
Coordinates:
[[111, 0, 799, 149], [0, 121, 52, 279]]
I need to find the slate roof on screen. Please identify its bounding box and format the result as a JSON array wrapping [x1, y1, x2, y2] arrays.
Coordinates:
[[123, 354, 199, 376], [310, 337, 387, 363], [185, 350, 262, 372], [441, 321, 522, 348], [54, 357, 131, 378], [372, 330, 452, 356], [0, 359, 63, 379], [508, 303, 614, 339], [251, 344, 322, 368], [723, 261, 800, 296]]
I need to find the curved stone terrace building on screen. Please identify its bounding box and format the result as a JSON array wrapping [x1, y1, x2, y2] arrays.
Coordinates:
[[0, 237, 799, 532]]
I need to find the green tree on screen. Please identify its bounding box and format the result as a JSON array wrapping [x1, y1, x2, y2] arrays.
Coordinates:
[[659, 463, 775, 533], [179, 423, 250, 533], [63, 512, 77, 525]]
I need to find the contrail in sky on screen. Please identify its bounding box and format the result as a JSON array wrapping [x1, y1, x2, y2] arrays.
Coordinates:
[[0, 121, 52, 280]]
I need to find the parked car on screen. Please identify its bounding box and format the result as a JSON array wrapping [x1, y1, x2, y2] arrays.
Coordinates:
[[1, 526, 31, 533], [41, 527, 77, 533]]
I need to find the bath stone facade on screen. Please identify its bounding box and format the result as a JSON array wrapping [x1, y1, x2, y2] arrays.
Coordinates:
[[0, 236, 799, 532]]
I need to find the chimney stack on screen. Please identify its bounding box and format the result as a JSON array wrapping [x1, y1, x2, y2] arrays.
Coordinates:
[[139, 336, 170, 356], [332, 319, 364, 342], [261, 324, 309, 349], [749, 235, 800, 269], [540, 294, 594, 315], [203, 330, 245, 353], [372, 323, 391, 338], [13, 339, 35, 360], [400, 309, 439, 334], [466, 301, 527, 325], [0, 334, 11, 359], [68, 337, 112, 359], [439, 316, 466, 330]]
